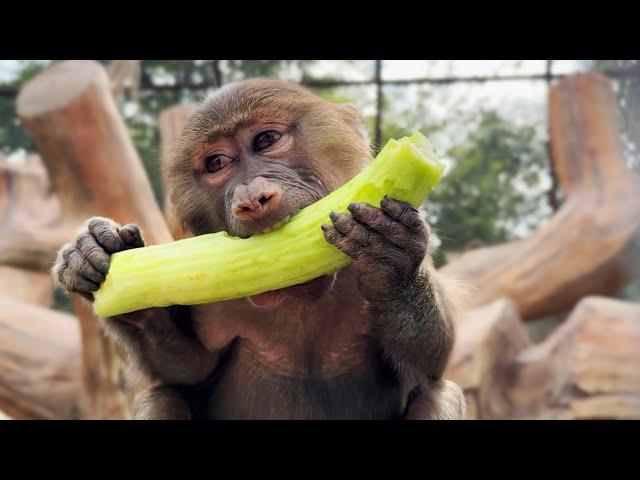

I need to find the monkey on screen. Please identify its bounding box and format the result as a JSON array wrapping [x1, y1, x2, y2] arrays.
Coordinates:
[[52, 78, 466, 420]]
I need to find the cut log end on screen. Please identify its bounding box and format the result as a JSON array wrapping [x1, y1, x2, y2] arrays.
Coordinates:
[[16, 60, 110, 117], [449, 295, 640, 419]]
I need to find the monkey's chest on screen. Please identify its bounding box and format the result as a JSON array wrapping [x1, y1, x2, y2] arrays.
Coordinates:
[[204, 338, 406, 420], [192, 271, 408, 419]]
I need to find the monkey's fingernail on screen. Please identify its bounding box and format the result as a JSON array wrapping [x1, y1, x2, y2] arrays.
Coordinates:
[[347, 203, 356, 211], [321, 224, 330, 232], [381, 197, 390, 207], [329, 212, 338, 221]]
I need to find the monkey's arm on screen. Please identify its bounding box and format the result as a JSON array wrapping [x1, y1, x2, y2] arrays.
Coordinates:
[[105, 305, 219, 385], [366, 265, 455, 383], [322, 197, 455, 384], [53, 217, 219, 386]]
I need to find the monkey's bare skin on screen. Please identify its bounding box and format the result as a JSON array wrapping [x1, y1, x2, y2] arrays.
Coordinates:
[[53, 79, 465, 420]]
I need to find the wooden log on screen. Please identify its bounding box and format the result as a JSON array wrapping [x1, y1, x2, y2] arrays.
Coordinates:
[[442, 73, 640, 320], [0, 153, 73, 271], [508, 296, 640, 419], [17, 61, 173, 238], [0, 266, 53, 306], [0, 295, 83, 419], [0, 153, 56, 306], [17, 60, 173, 419], [445, 298, 530, 419], [158, 104, 196, 239], [446, 296, 640, 419]]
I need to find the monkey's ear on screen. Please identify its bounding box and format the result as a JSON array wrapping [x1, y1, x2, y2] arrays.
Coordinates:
[[337, 103, 369, 144]]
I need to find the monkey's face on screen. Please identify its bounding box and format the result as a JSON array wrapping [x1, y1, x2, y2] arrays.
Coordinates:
[[192, 117, 327, 238], [167, 79, 371, 306], [169, 79, 371, 239]]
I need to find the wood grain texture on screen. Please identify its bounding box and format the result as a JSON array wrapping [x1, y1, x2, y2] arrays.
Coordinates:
[[16, 60, 173, 419], [0, 153, 56, 306], [0, 153, 74, 271], [0, 266, 52, 306], [158, 104, 196, 240], [0, 295, 82, 419], [445, 298, 530, 419], [446, 296, 640, 419], [17, 61, 172, 242], [442, 73, 640, 320]]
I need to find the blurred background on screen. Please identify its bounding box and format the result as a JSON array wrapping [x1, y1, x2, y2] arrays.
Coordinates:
[[0, 60, 639, 420]]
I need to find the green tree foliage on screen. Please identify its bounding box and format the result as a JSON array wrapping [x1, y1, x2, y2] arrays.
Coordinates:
[[0, 60, 51, 154], [428, 110, 549, 255]]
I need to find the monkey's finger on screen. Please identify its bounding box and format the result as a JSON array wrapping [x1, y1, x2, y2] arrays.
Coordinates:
[[348, 202, 427, 259], [57, 261, 100, 294], [66, 248, 105, 285], [76, 231, 111, 274], [321, 223, 344, 245], [88, 217, 124, 254], [322, 223, 359, 256], [322, 222, 368, 259], [380, 197, 428, 236], [119, 224, 145, 249], [347, 202, 412, 248], [329, 211, 375, 247]]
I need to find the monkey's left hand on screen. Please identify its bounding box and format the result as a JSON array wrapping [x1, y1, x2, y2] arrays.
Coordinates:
[[322, 197, 429, 303]]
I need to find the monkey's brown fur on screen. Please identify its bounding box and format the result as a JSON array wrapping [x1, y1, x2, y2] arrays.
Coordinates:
[[53, 78, 466, 419]]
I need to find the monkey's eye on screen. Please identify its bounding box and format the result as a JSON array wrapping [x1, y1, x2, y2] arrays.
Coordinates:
[[204, 154, 232, 174], [253, 130, 282, 152]]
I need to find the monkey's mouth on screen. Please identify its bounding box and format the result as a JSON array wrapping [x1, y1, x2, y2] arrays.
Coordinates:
[[257, 213, 293, 234], [245, 205, 332, 309], [248, 207, 332, 308]]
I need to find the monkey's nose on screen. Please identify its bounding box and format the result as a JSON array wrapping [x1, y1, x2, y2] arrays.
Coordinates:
[[232, 188, 282, 222]]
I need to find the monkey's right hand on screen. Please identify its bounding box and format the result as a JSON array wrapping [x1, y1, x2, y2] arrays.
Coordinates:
[[53, 217, 145, 302]]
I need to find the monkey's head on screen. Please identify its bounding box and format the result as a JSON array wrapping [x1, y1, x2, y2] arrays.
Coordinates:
[[167, 78, 371, 306], [169, 78, 370, 238]]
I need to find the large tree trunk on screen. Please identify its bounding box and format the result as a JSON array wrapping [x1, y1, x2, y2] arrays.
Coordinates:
[[16, 60, 173, 419], [158, 104, 196, 239], [445, 298, 530, 419], [509, 296, 640, 419], [0, 266, 53, 306], [442, 73, 640, 320], [446, 296, 640, 419], [0, 153, 69, 271], [17, 62, 172, 235], [0, 153, 56, 306], [0, 296, 83, 419]]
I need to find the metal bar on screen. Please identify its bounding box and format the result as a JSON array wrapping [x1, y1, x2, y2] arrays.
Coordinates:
[[373, 60, 383, 151]]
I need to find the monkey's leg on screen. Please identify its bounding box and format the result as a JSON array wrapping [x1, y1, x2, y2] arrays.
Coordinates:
[[404, 380, 466, 420], [133, 385, 192, 420]]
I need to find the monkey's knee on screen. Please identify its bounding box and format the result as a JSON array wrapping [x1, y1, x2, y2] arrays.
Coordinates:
[[133, 386, 192, 420], [404, 380, 466, 420]]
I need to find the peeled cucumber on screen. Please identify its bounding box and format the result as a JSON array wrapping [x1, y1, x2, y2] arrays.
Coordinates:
[[93, 132, 445, 317]]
